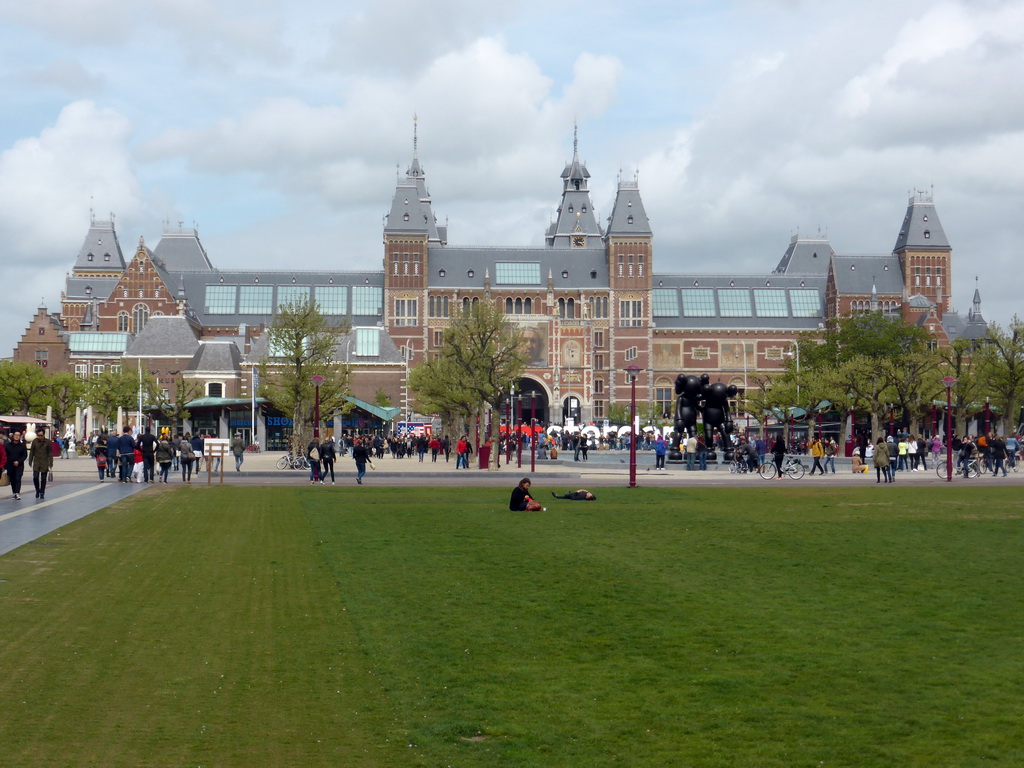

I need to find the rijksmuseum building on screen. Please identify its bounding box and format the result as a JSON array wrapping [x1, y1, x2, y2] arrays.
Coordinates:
[[14, 134, 989, 446]]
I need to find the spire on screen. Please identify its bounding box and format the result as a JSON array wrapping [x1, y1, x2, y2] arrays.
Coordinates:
[[870, 279, 878, 312], [973, 277, 981, 314], [409, 114, 423, 178]]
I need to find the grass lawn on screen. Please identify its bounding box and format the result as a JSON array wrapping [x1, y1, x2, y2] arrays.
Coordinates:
[[1, 484, 1023, 767]]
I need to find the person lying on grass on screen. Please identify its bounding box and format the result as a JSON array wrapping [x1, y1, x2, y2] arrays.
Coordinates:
[[509, 478, 545, 511], [550, 489, 597, 501]]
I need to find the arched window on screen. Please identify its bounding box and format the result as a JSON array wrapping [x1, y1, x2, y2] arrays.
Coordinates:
[[132, 303, 150, 334], [514, 298, 523, 314], [117, 312, 130, 332], [558, 298, 566, 318], [566, 298, 575, 318], [505, 298, 513, 314], [524, 297, 532, 314]]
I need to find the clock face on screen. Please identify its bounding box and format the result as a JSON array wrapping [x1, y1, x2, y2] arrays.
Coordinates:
[[572, 235, 585, 248]]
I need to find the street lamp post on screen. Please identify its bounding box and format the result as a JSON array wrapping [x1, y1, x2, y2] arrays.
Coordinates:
[[530, 394, 537, 473], [942, 376, 956, 482], [985, 396, 991, 435], [625, 364, 642, 489], [311, 375, 325, 440]]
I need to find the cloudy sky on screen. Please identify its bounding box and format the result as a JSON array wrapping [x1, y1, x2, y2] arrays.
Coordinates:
[[2, 0, 1023, 357]]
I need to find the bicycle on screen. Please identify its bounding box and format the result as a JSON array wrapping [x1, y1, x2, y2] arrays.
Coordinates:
[[730, 459, 755, 474], [934, 457, 980, 479], [759, 455, 806, 479], [276, 452, 310, 470]]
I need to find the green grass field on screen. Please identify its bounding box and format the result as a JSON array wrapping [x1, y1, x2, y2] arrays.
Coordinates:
[[1, 485, 1023, 767]]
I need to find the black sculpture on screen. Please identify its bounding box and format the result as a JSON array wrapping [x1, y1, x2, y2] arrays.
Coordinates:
[[669, 372, 738, 462], [670, 374, 703, 460], [700, 374, 738, 457]]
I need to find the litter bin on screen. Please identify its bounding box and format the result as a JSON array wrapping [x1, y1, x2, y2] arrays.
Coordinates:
[[478, 444, 491, 469]]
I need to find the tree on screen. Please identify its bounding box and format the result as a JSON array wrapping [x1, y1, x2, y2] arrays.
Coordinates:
[[258, 298, 350, 452], [408, 301, 527, 470], [86, 367, 155, 428], [150, 378, 204, 434], [939, 338, 985, 435], [978, 316, 1024, 435], [48, 372, 87, 428], [0, 362, 52, 414], [879, 351, 943, 435]]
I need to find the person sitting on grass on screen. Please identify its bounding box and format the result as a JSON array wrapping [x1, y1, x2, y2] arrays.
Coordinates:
[[550, 489, 597, 501], [509, 478, 545, 511]]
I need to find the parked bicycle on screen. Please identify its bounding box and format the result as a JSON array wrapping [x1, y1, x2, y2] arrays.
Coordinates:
[[276, 452, 310, 470], [759, 455, 806, 479]]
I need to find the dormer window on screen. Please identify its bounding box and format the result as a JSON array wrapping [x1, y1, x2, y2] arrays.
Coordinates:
[[87, 253, 94, 261], [923, 230, 931, 239], [104, 253, 111, 261], [438, 268, 446, 277], [627, 215, 634, 224], [403, 212, 410, 221], [467, 269, 474, 278]]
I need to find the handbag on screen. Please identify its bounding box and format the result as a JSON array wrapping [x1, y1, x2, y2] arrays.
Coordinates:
[[0, 472, 9, 487], [48, 471, 54, 482]]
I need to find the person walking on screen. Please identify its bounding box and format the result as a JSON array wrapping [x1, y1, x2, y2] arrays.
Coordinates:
[[823, 437, 837, 474], [118, 427, 136, 484], [352, 437, 370, 484], [307, 437, 322, 485], [94, 433, 109, 481], [179, 434, 195, 483], [873, 438, 891, 483], [29, 426, 54, 499], [138, 427, 158, 484], [155, 434, 175, 483], [5, 430, 27, 500], [231, 432, 245, 472], [684, 434, 697, 471], [990, 434, 1008, 477], [809, 437, 825, 475], [771, 434, 787, 479], [320, 436, 337, 484]]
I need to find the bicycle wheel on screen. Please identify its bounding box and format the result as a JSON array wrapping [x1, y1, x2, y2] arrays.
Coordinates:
[[758, 462, 777, 479], [966, 462, 980, 479], [276, 456, 290, 470], [786, 460, 806, 479], [935, 459, 953, 479], [298, 456, 310, 470]]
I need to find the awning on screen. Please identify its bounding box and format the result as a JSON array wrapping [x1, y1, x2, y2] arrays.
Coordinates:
[[184, 397, 270, 409], [0, 414, 51, 426], [345, 396, 401, 422]]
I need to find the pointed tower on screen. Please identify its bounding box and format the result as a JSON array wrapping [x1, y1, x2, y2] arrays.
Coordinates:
[[383, 118, 436, 362], [545, 125, 603, 249], [893, 189, 952, 319], [62, 213, 128, 330]]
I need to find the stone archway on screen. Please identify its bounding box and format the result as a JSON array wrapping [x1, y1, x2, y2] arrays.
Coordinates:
[[514, 377, 550, 425]]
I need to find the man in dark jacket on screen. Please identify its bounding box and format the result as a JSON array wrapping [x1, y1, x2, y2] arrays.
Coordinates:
[[118, 427, 136, 484], [137, 427, 158, 484], [5, 430, 28, 500]]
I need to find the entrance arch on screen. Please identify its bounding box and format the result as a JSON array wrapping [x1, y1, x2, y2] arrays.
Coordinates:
[[514, 377, 550, 425]]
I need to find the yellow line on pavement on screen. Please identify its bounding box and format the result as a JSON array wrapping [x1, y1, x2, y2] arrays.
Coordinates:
[[0, 484, 110, 523]]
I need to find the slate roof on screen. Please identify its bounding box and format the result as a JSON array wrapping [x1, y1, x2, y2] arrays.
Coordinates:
[[772, 235, 835, 275], [188, 341, 242, 373], [244, 326, 403, 366], [606, 177, 652, 237], [893, 192, 950, 252], [65, 277, 119, 302], [71, 218, 125, 273], [830, 254, 904, 294], [383, 157, 444, 242], [123, 315, 200, 358], [152, 227, 214, 272], [427, 247, 610, 290]]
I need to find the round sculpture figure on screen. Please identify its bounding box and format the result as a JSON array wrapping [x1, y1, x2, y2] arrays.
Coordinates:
[[670, 374, 703, 460], [700, 375, 739, 461]]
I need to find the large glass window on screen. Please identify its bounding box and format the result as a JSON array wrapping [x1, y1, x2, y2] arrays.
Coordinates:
[[681, 289, 716, 317], [276, 286, 310, 309], [355, 328, 379, 356], [717, 289, 752, 317], [753, 289, 789, 317], [315, 286, 348, 315], [204, 285, 237, 314], [495, 262, 542, 285], [619, 300, 644, 327], [789, 289, 821, 317], [352, 286, 383, 315], [239, 285, 273, 314], [394, 298, 418, 327], [132, 303, 150, 333], [652, 289, 680, 317]]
